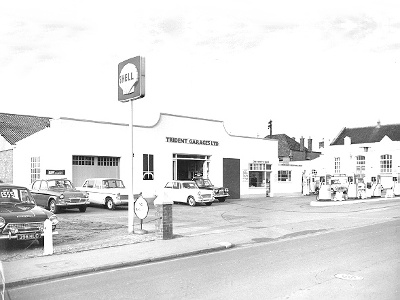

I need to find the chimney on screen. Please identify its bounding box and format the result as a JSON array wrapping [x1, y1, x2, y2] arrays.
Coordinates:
[[300, 136, 304, 152], [308, 137, 312, 152], [376, 120, 381, 128], [319, 139, 324, 149]]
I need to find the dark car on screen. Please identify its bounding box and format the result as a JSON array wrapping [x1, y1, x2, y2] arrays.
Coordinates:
[[31, 178, 89, 213], [192, 177, 229, 202], [0, 183, 59, 244]]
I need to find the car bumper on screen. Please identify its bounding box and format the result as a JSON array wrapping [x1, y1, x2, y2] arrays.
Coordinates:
[[57, 200, 89, 207], [196, 197, 214, 203], [214, 194, 229, 198], [114, 199, 129, 206]]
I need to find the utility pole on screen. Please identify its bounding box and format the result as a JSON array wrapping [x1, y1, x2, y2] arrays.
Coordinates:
[[268, 119, 272, 137]]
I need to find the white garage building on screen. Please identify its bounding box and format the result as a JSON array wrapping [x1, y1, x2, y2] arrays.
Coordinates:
[[11, 113, 283, 200]]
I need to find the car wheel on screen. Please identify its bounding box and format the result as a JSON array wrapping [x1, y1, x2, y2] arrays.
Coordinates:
[[205, 202, 212, 206], [187, 196, 196, 207], [79, 205, 87, 212], [48, 199, 59, 213], [106, 198, 115, 210], [218, 197, 226, 202]]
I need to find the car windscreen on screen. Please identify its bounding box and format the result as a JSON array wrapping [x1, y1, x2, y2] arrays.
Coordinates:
[[48, 180, 74, 189], [194, 179, 212, 187], [103, 180, 125, 188], [0, 188, 35, 204]]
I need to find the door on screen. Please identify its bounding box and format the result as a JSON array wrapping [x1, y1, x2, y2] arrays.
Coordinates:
[[223, 158, 240, 199]]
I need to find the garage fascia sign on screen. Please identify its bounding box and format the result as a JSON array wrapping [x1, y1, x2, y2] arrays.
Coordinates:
[[118, 56, 145, 102], [166, 137, 219, 146]]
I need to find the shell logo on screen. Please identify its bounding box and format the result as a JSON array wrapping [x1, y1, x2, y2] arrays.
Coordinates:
[[119, 63, 138, 95], [118, 56, 145, 102]]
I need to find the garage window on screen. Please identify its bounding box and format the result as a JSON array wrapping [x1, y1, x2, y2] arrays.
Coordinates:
[[72, 156, 94, 165], [143, 154, 154, 180], [278, 170, 291, 182], [30, 157, 40, 184], [98, 157, 119, 166]]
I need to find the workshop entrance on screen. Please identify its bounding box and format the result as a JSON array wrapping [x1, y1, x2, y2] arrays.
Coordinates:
[[172, 154, 211, 180]]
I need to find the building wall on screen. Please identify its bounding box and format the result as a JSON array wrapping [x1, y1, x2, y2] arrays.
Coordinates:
[[0, 149, 13, 183], [13, 114, 287, 198], [309, 136, 400, 189]]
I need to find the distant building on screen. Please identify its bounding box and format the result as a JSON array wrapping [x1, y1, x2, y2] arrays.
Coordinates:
[[268, 134, 321, 163], [306, 122, 400, 189], [0, 113, 50, 183]]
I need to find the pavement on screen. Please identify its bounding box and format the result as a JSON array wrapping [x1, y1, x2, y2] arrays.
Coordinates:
[[2, 195, 400, 289]]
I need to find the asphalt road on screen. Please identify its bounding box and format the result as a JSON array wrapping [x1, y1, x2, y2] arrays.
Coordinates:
[[8, 219, 400, 300]]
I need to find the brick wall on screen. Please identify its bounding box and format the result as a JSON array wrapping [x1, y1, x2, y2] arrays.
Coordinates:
[[0, 149, 13, 183]]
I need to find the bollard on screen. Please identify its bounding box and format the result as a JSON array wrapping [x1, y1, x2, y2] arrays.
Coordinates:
[[43, 219, 53, 255], [154, 193, 173, 240]]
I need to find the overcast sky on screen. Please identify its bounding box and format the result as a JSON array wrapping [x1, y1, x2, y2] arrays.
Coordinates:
[[1, 1, 399, 147]]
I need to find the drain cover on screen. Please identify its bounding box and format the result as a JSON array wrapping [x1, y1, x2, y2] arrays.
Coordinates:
[[335, 274, 364, 281]]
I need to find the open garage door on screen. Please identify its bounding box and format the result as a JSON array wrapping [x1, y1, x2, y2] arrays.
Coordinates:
[[223, 158, 240, 199], [72, 156, 120, 187]]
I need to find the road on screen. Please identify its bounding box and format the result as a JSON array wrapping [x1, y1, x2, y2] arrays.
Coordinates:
[[8, 219, 400, 300]]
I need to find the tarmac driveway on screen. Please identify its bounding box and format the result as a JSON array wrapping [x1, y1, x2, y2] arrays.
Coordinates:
[[1, 195, 399, 261]]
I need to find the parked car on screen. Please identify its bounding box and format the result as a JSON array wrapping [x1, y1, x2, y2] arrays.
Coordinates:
[[0, 183, 59, 244], [163, 180, 214, 206], [80, 178, 129, 210], [192, 177, 229, 202], [31, 178, 89, 213]]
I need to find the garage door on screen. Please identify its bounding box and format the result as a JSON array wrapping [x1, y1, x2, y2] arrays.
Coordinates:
[[72, 156, 120, 187], [223, 158, 240, 199]]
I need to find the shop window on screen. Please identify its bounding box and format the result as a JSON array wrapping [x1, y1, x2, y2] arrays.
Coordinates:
[[143, 154, 154, 180], [72, 156, 94, 166], [278, 170, 291, 182], [334, 157, 340, 174], [30, 157, 40, 184], [248, 162, 271, 187], [98, 156, 119, 166], [380, 154, 392, 173], [356, 155, 365, 174]]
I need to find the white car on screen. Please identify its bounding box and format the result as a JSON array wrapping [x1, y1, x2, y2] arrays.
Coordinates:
[[80, 178, 129, 210], [163, 180, 214, 206]]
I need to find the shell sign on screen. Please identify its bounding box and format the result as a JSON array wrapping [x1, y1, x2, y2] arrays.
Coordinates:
[[118, 56, 145, 102]]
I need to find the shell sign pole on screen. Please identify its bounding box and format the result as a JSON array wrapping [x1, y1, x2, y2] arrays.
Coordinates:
[[118, 56, 145, 234]]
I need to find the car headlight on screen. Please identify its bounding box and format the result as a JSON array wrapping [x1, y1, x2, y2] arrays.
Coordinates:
[[49, 215, 59, 226], [116, 193, 120, 200], [225, 188, 229, 193], [0, 217, 5, 229], [59, 194, 65, 199]]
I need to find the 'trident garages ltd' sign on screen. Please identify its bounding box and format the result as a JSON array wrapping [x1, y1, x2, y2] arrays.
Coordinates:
[[166, 137, 219, 146]]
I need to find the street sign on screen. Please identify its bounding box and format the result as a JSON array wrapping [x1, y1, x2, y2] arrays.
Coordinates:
[[134, 195, 149, 220], [118, 56, 145, 102]]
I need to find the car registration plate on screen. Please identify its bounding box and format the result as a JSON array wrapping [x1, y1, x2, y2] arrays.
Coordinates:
[[16, 233, 41, 240]]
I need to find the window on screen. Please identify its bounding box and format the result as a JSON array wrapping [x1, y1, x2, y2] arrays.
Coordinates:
[[249, 162, 271, 187], [380, 154, 392, 173], [356, 155, 365, 174], [143, 154, 154, 180], [72, 156, 94, 165], [30, 157, 40, 184], [334, 157, 340, 174], [98, 156, 119, 166], [278, 170, 291, 182]]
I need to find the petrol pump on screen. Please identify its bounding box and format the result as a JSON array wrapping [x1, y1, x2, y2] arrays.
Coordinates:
[[393, 175, 400, 196], [347, 174, 366, 199], [366, 176, 382, 198], [316, 175, 332, 201]]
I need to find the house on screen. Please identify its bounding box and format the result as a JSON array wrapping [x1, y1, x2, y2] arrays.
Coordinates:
[[0, 113, 50, 183]]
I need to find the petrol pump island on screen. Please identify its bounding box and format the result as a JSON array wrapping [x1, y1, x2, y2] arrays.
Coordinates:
[[303, 173, 400, 202]]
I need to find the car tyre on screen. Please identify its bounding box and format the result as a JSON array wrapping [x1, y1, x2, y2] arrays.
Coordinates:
[[187, 196, 196, 207], [106, 198, 115, 210], [79, 205, 87, 212], [205, 202, 212, 206], [218, 197, 226, 202], [49, 199, 59, 213]]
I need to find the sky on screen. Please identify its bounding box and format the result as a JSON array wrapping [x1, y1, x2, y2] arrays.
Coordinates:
[[1, 1, 399, 149]]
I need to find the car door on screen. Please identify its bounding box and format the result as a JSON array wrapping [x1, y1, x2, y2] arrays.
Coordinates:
[[31, 180, 47, 207]]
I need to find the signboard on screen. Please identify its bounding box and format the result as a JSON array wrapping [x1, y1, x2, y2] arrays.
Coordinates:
[[166, 137, 219, 146], [118, 56, 145, 102], [46, 170, 65, 175], [134, 195, 149, 220]]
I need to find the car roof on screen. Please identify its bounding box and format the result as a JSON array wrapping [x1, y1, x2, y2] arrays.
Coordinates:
[[0, 183, 29, 189]]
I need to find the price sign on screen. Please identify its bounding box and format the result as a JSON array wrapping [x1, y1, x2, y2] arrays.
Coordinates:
[[134, 195, 149, 220]]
